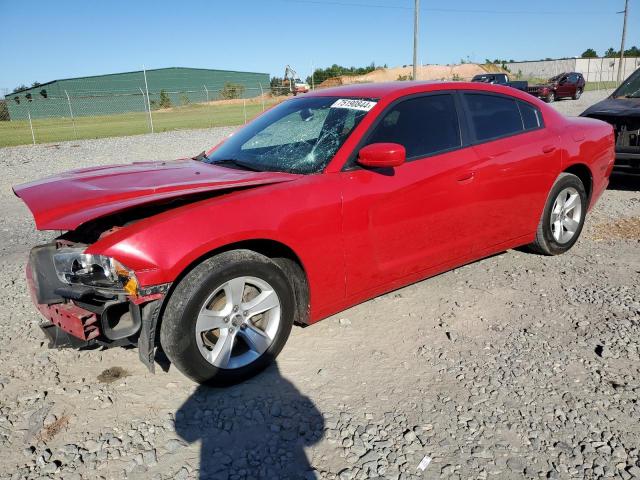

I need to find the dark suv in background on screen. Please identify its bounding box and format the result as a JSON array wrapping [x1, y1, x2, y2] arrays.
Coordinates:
[[527, 72, 586, 103], [581, 67, 640, 173], [471, 73, 528, 92]]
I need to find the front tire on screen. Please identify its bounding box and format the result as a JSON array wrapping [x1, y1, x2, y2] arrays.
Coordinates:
[[545, 91, 555, 103], [528, 173, 587, 255], [160, 250, 294, 386]]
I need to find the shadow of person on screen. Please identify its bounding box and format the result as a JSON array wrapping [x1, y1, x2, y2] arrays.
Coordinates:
[[175, 363, 324, 479]]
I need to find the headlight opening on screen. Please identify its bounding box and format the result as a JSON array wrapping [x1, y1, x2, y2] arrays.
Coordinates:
[[53, 248, 139, 295]]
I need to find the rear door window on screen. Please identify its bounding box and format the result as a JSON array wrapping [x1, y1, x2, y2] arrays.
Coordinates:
[[517, 101, 544, 130], [365, 94, 461, 159], [464, 93, 524, 142]]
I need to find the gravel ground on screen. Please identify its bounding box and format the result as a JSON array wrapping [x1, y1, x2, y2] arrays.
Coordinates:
[[548, 89, 612, 117], [1, 89, 639, 480]]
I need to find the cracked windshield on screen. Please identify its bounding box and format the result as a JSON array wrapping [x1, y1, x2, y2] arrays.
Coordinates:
[[206, 96, 375, 173]]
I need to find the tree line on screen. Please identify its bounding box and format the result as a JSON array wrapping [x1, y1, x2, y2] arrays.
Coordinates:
[[581, 46, 640, 58]]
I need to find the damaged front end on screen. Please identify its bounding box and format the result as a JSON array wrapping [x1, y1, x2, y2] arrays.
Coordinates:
[[27, 240, 170, 372], [581, 94, 640, 173], [593, 115, 640, 172], [526, 84, 551, 98], [13, 157, 302, 374]]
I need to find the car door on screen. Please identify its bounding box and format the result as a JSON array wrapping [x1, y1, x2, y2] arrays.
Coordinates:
[[566, 73, 579, 97], [340, 93, 481, 297], [461, 92, 562, 251], [556, 74, 573, 98]]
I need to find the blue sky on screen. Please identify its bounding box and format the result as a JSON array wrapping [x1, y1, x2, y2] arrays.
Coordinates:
[[0, 0, 637, 90]]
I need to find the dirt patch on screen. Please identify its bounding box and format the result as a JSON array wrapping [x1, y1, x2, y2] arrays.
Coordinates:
[[591, 216, 640, 240], [97, 366, 130, 383], [37, 415, 70, 442], [319, 63, 503, 87]]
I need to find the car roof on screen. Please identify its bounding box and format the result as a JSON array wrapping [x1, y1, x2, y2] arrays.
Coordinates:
[[303, 81, 435, 99], [303, 80, 536, 102]]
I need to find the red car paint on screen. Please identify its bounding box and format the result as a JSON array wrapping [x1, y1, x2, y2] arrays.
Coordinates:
[[14, 159, 299, 230], [25, 264, 99, 340], [15, 82, 615, 326]]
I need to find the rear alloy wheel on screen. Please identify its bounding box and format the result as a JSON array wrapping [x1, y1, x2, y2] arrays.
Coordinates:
[[528, 173, 587, 255], [160, 250, 294, 385], [573, 88, 583, 100], [546, 91, 555, 103], [549, 187, 583, 244]]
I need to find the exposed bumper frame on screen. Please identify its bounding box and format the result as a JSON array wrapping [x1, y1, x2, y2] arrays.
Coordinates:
[[26, 245, 170, 372]]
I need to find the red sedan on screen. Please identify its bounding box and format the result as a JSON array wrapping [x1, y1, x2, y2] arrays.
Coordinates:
[[14, 81, 615, 385]]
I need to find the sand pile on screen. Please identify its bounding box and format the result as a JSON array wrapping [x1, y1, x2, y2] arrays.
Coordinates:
[[319, 63, 504, 87]]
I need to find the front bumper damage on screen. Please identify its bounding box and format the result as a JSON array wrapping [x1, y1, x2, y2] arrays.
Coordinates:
[[580, 103, 640, 173], [526, 86, 551, 99], [27, 243, 170, 372], [614, 124, 640, 172]]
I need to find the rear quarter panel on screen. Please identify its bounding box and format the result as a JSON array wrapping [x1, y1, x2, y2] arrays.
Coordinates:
[[561, 117, 615, 209]]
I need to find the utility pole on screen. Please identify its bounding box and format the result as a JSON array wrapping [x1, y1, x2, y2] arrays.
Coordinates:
[[413, 0, 419, 81], [311, 60, 315, 90], [617, 0, 629, 84]]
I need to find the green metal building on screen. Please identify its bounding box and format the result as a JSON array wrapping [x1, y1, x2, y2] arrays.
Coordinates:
[[6, 67, 269, 120]]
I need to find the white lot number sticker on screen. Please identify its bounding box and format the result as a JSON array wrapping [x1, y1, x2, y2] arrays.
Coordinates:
[[331, 98, 377, 111], [417, 455, 432, 471]]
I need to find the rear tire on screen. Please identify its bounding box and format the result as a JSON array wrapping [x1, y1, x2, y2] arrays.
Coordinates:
[[573, 88, 583, 100], [160, 250, 294, 386], [528, 173, 587, 255]]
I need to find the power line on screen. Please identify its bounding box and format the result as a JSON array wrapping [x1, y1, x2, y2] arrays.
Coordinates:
[[283, 0, 613, 15], [284, 0, 411, 10]]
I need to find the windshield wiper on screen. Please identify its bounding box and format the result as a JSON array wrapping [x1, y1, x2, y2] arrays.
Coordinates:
[[192, 151, 209, 162], [211, 158, 263, 172]]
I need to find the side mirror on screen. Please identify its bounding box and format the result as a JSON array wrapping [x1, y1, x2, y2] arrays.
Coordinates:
[[357, 143, 406, 168]]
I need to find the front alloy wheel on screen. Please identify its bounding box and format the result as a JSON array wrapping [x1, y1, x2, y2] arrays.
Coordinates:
[[160, 250, 294, 385], [195, 276, 281, 369]]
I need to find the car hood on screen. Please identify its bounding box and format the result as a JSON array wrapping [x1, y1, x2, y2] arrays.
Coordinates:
[[13, 158, 300, 230], [581, 97, 640, 118]]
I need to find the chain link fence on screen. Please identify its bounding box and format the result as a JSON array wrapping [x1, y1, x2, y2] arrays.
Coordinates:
[[0, 84, 297, 147]]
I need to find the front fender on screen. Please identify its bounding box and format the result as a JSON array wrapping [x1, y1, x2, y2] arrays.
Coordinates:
[[86, 174, 346, 320]]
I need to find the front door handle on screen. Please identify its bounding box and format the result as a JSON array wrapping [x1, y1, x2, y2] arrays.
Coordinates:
[[457, 171, 475, 182], [542, 145, 557, 154]]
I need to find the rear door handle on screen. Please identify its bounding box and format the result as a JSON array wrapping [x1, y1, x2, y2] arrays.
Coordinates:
[[478, 149, 512, 163], [457, 171, 475, 182], [542, 145, 557, 154]]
